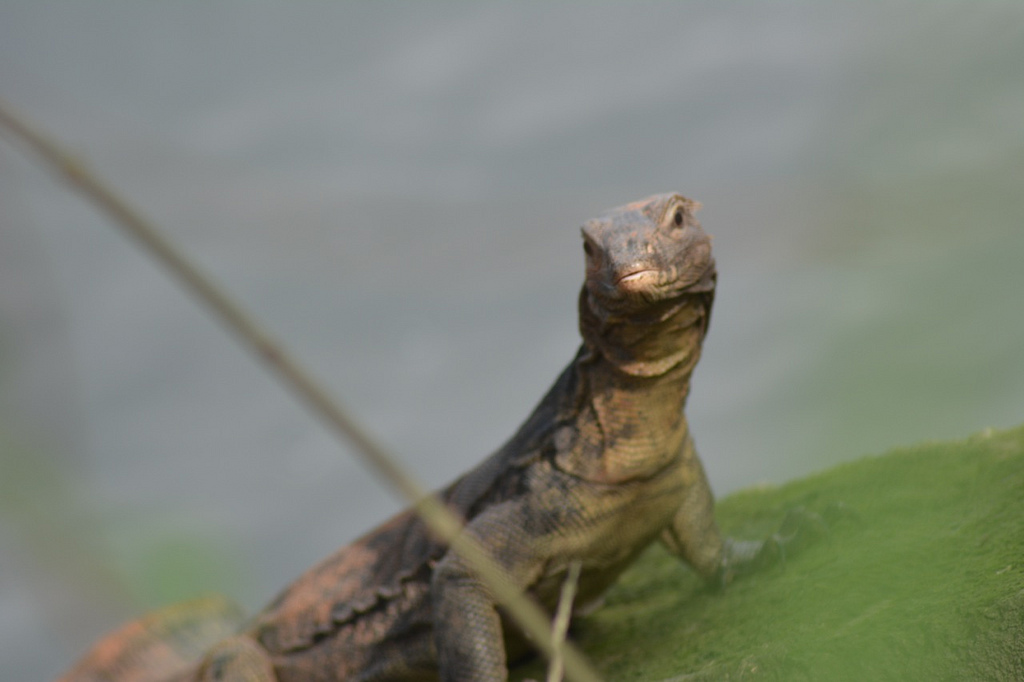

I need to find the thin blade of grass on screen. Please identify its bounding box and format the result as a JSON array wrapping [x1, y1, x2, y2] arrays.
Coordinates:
[[0, 98, 601, 682]]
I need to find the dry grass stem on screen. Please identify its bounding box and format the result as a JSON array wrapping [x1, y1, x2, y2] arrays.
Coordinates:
[[0, 98, 602, 682], [547, 560, 583, 682]]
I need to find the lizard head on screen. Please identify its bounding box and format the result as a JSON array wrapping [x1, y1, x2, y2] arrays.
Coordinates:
[[581, 193, 715, 314]]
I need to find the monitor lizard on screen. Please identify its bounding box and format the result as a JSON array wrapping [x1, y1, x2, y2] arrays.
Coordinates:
[[58, 193, 808, 682]]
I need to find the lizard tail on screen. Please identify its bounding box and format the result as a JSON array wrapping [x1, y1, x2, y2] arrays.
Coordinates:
[[55, 595, 246, 682]]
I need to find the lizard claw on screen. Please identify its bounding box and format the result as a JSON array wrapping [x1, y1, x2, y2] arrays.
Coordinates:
[[716, 537, 778, 587], [718, 503, 848, 586], [775, 506, 830, 554]]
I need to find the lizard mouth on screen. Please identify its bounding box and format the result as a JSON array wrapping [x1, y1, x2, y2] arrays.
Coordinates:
[[613, 268, 669, 298], [616, 269, 653, 283], [609, 259, 715, 299], [615, 268, 658, 288]]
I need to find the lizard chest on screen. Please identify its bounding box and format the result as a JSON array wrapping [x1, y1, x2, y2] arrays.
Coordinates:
[[523, 454, 691, 605]]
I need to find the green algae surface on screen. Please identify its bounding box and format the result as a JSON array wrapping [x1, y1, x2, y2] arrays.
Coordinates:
[[514, 425, 1024, 681]]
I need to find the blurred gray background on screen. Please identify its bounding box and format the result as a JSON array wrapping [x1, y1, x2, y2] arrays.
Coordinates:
[[1, 3, 1022, 679]]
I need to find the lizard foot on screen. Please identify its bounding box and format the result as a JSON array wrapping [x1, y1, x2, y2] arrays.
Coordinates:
[[717, 504, 848, 588]]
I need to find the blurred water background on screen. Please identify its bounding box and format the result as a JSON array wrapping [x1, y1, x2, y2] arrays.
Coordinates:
[[1, 3, 1022, 679]]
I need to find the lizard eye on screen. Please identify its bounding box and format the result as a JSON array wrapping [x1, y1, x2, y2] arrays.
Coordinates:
[[673, 209, 684, 228]]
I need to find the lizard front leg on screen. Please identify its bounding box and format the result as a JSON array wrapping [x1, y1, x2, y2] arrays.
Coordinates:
[[660, 448, 787, 586], [661, 441, 829, 585], [659, 446, 728, 582], [431, 500, 544, 682]]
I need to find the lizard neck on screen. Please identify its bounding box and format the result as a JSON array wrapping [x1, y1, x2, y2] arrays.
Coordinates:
[[577, 287, 708, 380], [555, 288, 711, 484]]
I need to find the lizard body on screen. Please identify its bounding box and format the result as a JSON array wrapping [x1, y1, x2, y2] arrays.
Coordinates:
[[59, 193, 752, 682]]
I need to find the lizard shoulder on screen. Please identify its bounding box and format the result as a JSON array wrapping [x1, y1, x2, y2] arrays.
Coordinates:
[[251, 507, 441, 653], [252, 357, 584, 654]]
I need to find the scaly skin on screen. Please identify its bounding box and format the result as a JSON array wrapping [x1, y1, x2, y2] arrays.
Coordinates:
[[58, 193, 771, 682]]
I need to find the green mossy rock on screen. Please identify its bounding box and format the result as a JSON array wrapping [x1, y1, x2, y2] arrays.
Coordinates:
[[515, 425, 1024, 681]]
